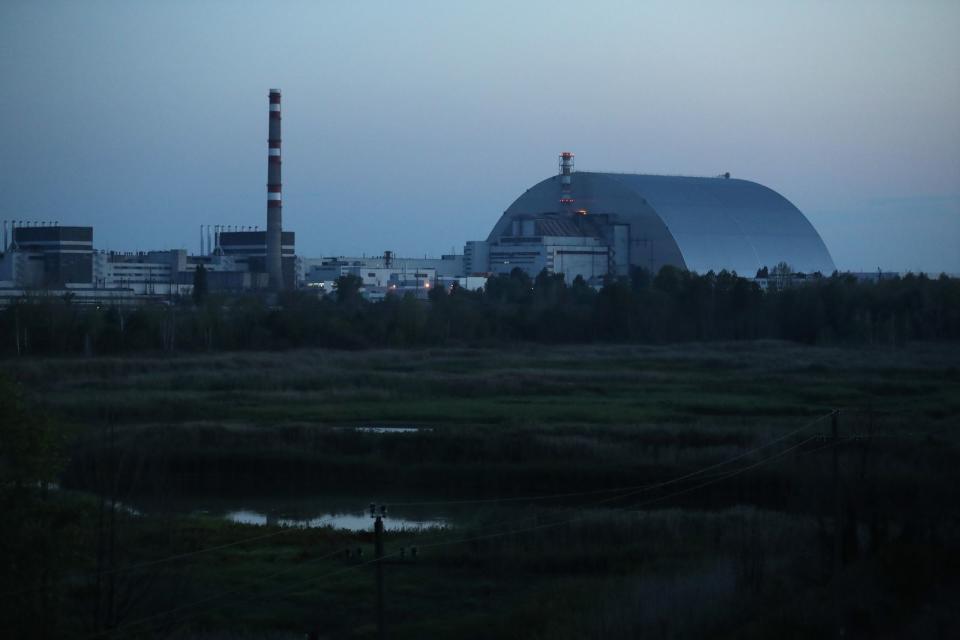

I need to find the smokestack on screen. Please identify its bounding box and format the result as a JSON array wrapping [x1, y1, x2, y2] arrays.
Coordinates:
[[266, 88, 283, 289], [559, 152, 575, 205]]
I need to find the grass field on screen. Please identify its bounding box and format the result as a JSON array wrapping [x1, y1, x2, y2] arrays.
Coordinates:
[[6, 342, 960, 638]]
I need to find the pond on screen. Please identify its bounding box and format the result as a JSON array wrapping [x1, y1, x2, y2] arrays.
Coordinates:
[[214, 506, 447, 531], [115, 493, 465, 532], [351, 426, 429, 434]]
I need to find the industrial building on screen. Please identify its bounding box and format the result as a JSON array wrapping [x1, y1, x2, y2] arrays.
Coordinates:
[[93, 250, 190, 294], [217, 230, 296, 289], [464, 153, 836, 283], [0, 90, 294, 306], [0, 224, 93, 287], [95, 249, 266, 295], [0, 224, 271, 304], [2, 104, 845, 306], [0, 219, 464, 305], [301, 253, 483, 300], [302, 253, 463, 286], [301, 252, 465, 280]]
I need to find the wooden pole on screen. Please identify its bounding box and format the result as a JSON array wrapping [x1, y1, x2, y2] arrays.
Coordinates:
[[375, 514, 385, 640], [832, 410, 843, 639]]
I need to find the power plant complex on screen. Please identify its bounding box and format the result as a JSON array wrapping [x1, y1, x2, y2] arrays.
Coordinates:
[[0, 91, 840, 306], [466, 152, 835, 282]]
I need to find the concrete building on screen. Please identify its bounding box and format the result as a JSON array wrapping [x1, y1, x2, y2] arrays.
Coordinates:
[[217, 230, 296, 289], [93, 250, 185, 294], [301, 253, 463, 281], [1, 147, 847, 305], [303, 258, 436, 298], [1, 224, 94, 287], [302, 253, 466, 294], [465, 153, 836, 284], [92, 249, 263, 296], [300, 252, 487, 300]]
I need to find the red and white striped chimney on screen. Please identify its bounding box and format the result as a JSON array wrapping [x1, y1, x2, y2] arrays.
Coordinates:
[[266, 89, 283, 289], [559, 151, 575, 205]]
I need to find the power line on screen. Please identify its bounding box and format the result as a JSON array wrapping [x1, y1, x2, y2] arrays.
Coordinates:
[[101, 526, 302, 576], [416, 434, 819, 551], [371, 412, 833, 558], [799, 438, 846, 457], [92, 426, 821, 637], [13, 410, 835, 605], [55, 412, 828, 601], [388, 411, 833, 508], [206, 432, 819, 629], [79, 545, 351, 640], [137, 551, 405, 638], [0, 521, 304, 599]]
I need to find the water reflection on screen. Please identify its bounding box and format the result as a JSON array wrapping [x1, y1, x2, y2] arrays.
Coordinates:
[[91, 491, 508, 533], [223, 508, 445, 531]]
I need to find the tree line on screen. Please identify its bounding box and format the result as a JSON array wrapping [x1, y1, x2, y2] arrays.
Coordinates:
[[1, 267, 958, 356]]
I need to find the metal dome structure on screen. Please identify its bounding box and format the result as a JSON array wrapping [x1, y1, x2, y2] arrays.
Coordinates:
[[464, 157, 836, 282]]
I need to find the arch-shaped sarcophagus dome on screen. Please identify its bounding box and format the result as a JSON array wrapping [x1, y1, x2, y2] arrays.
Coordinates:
[[487, 171, 835, 277]]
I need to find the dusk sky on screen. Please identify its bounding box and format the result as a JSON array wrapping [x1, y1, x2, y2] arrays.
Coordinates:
[[2, 0, 958, 273]]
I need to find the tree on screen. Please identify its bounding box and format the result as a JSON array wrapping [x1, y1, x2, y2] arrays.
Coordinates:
[[192, 264, 208, 305], [485, 268, 533, 305], [595, 278, 635, 341], [629, 266, 652, 292], [771, 262, 793, 291], [533, 268, 567, 307], [0, 375, 72, 638], [653, 265, 686, 296], [334, 274, 364, 306], [0, 376, 62, 492], [397, 292, 427, 344], [569, 275, 596, 306]]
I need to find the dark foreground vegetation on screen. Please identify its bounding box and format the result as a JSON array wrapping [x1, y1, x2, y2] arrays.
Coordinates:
[[3, 267, 959, 356], [2, 343, 959, 638]]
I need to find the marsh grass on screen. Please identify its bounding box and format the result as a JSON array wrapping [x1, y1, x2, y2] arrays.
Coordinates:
[[7, 342, 960, 638]]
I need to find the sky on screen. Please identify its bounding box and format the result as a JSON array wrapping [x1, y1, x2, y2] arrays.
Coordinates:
[[1, 0, 958, 273]]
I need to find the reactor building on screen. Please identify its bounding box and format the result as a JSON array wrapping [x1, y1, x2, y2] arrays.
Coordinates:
[[464, 153, 836, 283]]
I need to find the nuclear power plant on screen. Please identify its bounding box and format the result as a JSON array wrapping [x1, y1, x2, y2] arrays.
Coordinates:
[[463, 152, 836, 283], [0, 90, 849, 306]]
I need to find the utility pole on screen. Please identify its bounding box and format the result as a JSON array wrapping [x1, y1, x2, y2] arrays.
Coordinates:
[[107, 418, 117, 630], [832, 409, 844, 639], [94, 435, 105, 631], [370, 503, 387, 640], [14, 306, 21, 356]]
